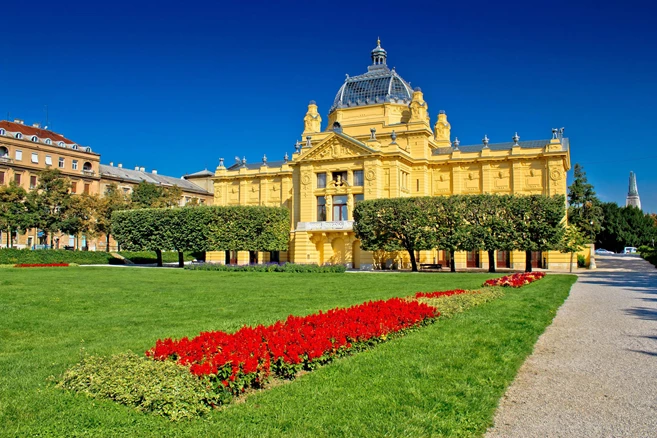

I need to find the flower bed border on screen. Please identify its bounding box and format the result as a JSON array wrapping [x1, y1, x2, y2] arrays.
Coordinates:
[[15, 263, 70, 268], [483, 271, 545, 288]]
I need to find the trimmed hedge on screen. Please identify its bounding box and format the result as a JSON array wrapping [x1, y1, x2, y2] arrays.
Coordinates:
[[57, 352, 220, 421], [0, 249, 122, 265], [118, 251, 198, 265], [185, 263, 347, 273]]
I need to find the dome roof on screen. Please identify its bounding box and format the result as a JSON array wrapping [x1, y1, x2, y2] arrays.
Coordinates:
[[329, 41, 414, 113]]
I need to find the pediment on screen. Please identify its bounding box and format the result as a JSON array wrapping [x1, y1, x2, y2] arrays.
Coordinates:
[[300, 134, 374, 162]]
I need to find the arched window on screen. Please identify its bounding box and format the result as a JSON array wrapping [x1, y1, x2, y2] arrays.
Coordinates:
[[0, 146, 8, 157], [31, 135, 38, 142], [0, 129, 5, 136], [58, 141, 65, 147], [72, 144, 79, 150], [83, 161, 92, 171], [45, 138, 52, 145], [15, 133, 23, 139], [84, 146, 92, 153]]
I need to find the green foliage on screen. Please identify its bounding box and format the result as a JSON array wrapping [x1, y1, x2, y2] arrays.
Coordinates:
[[416, 288, 505, 319], [577, 254, 587, 268], [0, 248, 121, 265], [560, 225, 588, 272], [354, 197, 437, 271], [95, 183, 130, 251], [0, 181, 31, 247], [57, 352, 220, 421], [27, 169, 73, 245], [119, 251, 197, 264], [112, 206, 290, 263], [568, 164, 603, 241], [639, 246, 657, 267], [185, 262, 347, 273], [596, 202, 657, 252], [130, 182, 182, 209]]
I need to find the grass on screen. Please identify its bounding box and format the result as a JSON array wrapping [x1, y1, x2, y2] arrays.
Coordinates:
[[0, 268, 576, 437]]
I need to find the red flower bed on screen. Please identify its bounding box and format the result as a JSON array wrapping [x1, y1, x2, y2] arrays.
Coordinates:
[[414, 289, 468, 299], [483, 272, 546, 288], [14, 263, 69, 268], [147, 298, 437, 394]]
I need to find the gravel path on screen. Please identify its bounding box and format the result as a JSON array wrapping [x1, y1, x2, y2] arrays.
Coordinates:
[[486, 255, 657, 438]]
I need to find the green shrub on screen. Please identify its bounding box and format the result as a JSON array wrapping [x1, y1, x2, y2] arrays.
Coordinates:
[[577, 254, 587, 268], [185, 263, 347, 273], [639, 246, 657, 267], [57, 352, 220, 421], [416, 288, 504, 319], [0, 249, 121, 265], [118, 251, 197, 265]]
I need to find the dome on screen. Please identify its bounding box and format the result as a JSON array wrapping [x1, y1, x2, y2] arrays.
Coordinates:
[[329, 40, 414, 113]]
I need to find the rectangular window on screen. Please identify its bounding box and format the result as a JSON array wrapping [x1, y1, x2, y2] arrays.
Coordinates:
[[45, 155, 52, 166], [30, 175, 37, 189], [317, 172, 326, 188], [31, 153, 38, 163], [58, 157, 65, 168], [353, 170, 364, 186], [15, 150, 22, 161], [14, 173, 21, 185], [416, 179, 420, 191], [0, 171, 4, 185], [354, 194, 364, 203], [333, 195, 348, 221], [72, 160, 78, 170], [84, 183, 90, 195], [317, 196, 326, 221], [71, 181, 77, 194]]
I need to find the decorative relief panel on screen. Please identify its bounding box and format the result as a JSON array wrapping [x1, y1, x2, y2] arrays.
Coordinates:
[[303, 137, 370, 162], [434, 171, 451, 194], [228, 182, 240, 205], [491, 164, 511, 191]]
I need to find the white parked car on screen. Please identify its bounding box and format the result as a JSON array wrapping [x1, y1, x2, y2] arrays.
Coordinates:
[[623, 247, 637, 254], [595, 248, 614, 255]]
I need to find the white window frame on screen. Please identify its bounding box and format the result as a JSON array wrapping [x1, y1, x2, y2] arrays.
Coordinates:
[[72, 160, 78, 170], [31, 153, 39, 164], [15, 150, 23, 161], [58, 157, 65, 168], [31, 136, 39, 142], [45, 155, 52, 166]]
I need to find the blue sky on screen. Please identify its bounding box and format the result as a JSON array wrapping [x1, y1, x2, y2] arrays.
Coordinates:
[[1, 0, 655, 212]]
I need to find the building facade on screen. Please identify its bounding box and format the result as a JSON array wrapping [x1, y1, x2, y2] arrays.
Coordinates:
[[0, 119, 212, 250], [210, 41, 572, 270]]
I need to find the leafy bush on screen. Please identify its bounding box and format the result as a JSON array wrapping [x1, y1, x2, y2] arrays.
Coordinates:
[[416, 288, 504, 319], [639, 246, 657, 267], [57, 352, 220, 421], [119, 251, 196, 265], [577, 254, 587, 268], [0, 249, 122, 265], [185, 263, 347, 273]]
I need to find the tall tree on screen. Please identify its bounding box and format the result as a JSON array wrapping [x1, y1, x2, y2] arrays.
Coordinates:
[[432, 195, 466, 272], [0, 181, 30, 248], [95, 183, 130, 251], [461, 195, 515, 273], [568, 164, 603, 242], [510, 195, 566, 272], [28, 169, 72, 247], [60, 194, 97, 249], [354, 197, 436, 272], [130, 181, 182, 208]]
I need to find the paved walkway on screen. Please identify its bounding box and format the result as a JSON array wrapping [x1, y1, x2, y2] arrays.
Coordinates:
[[486, 255, 657, 437]]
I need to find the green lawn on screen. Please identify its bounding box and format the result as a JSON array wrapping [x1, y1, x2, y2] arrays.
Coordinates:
[[0, 268, 576, 437]]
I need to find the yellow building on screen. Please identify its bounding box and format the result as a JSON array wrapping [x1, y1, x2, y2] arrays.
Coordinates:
[[211, 41, 572, 270]]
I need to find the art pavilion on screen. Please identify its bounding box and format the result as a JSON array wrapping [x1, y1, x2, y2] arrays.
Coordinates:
[[208, 40, 572, 270]]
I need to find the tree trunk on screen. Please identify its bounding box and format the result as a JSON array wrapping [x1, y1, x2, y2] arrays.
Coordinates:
[[155, 249, 163, 267], [525, 250, 533, 272], [106, 234, 111, 252], [49, 233, 53, 249], [488, 250, 496, 273], [408, 248, 418, 272], [450, 249, 456, 272], [570, 252, 574, 273], [178, 251, 184, 268], [75, 234, 79, 251]]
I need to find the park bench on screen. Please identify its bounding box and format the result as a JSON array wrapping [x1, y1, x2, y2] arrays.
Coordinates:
[[420, 263, 442, 271]]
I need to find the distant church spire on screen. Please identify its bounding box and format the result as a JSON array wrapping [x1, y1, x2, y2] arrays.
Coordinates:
[[626, 171, 641, 210]]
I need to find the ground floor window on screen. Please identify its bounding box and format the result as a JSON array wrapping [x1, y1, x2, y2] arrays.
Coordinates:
[[270, 251, 280, 263], [225, 250, 237, 265], [249, 251, 258, 264]]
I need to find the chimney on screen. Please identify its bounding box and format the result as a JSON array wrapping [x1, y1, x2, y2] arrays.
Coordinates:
[[117, 163, 123, 168], [140, 167, 145, 172], [135, 166, 140, 170], [109, 161, 114, 167], [32, 122, 41, 128], [14, 119, 24, 124], [152, 170, 157, 174]]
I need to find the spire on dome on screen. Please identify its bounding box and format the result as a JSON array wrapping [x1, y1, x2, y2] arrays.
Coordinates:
[[371, 38, 387, 67]]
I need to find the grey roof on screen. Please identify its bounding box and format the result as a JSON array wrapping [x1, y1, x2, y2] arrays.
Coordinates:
[[433, 138, 569, 155], [227, 160, 287, 171], [99, 164, 210, 195], [184, 169, 214, 177]]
